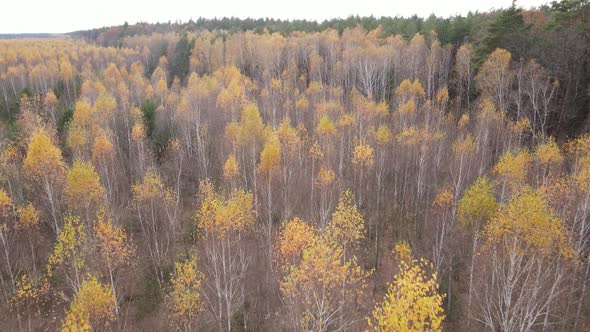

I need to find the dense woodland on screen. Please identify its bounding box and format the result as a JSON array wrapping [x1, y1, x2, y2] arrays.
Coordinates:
[[0, 0, 589, 331]]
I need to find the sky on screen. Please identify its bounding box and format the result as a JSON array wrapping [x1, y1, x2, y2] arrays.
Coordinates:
[[1, 0, 551, 33]]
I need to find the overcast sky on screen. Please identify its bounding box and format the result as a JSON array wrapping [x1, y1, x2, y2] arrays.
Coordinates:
[[2, 0, 550, 33]]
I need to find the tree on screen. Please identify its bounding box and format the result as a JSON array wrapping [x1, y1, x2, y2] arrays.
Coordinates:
[[276, 217, 318, 269], [172, 34, 193, 83], [457, 176, 498, 326], [11, 274, 49, 332], [326, 190, 365, 260], [494, 149, 532, 199], [475, 3, 530, 65], [61, 276, 115, 332], [223, 154, 239, 184], [477, 187, 574, 331], [316, 166, 337, 228], [131, 169, 177, 288], [47, 215, 87, 292], [368, 242, 445, 332], [476, 48, 513, 113], [195, 180, 255, 331], [167, 255, 204, 331], [258, 131, 281, 269], [94, 211, 134, 316], [280, 237, 368, 331], [64, 161, 105, 223], [24, 129, 65, 233], [0, 189, 16, 291], [455, 43, 473, 114], [16, 202, 40, 274], [352, 140, 374, 206]]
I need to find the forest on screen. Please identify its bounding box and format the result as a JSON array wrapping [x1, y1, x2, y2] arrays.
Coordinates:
[[0, 0, 589, 331]]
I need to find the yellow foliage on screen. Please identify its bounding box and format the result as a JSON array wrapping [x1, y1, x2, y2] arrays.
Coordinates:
[[452, 134, 476, 156], [277, 117, 300, 157], [67, 124, 88, 155], [352, 141, 375, 169], [435, 87, 449, 106], [0, 188, 13, 217], [168, 256, 204, 328], [575, 155, 590, 192], [393, 241, 413, 263], [223, 154, 239, 180], [65, 161, 105, 212], [458, 177, 498, 230], [338, 113, 356, 128], [567, 134, 590, 159], [196, 180, 255, 239], [239, 103, 265, 146], [280, 238, 368, 331], [535, 137, 563, 166], [277, 217, 317, 267], [72, 99, 93, 128], [372, 125, 392, 146], [47, 215, 86, 277], [92, 131, 114, 161], [458, 114, 469, 129], [399, 99, 416, 115], [316, 166, 336, 187], [433, 188, 453, 211], [94, 92, 117, 116], [61, 301, 91, 332], [309, 141, 324, 161], [62, 276, 114, 332], [225, 121, 242, 149], [24, 129, 65, 181], [316, 114, 337, 137], [494, 150, 532, 186], [485, 187, 573, 258], [13, 274, 48, 307], [95, 211, 133, 271], [258, 132, 281, 177], [131, 123, 145, 142], [132, 169, 176, 206], [368, 251, 444, 332], [326, 190, 365, 250], [16, 202, 40, 231], [295, 96, 309, 111]]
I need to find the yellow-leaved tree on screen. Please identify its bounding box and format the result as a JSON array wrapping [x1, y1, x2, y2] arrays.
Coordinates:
[[24, 129, 65, 233], [0, 189, 16, 290], [326, 190, 365, 260], [94, 210, 134, 316], [477, 187, 574, 331], [61, 276, 114, 332], [64, 160, 105, 222], [131, 169, 178, 288], [195, 179, 255, 332], [368, 242, 445, 332], [277, 217, 317, 269], [494, 149, 531, 199], [257, 131, 281, 268], [457, 176, 498, 324], [47, 215, 86, 292], [167, 255, 204, 331], [352, 140, 374, 205], [281, 236, 368, 331], [16, 202, 40, 274]]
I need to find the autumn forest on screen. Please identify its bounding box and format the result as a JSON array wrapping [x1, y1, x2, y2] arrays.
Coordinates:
[[0, 1, 589, 331]]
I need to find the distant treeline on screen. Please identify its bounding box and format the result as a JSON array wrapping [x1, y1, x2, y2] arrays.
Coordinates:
[[0, 33, 63, 39], [69, 13, 495, 45]]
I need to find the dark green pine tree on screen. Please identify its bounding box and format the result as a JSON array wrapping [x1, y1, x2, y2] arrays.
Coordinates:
[[474, 1, 530, 67], [171, 33, 194, 83]]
